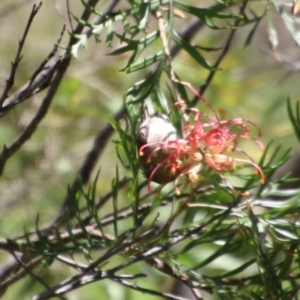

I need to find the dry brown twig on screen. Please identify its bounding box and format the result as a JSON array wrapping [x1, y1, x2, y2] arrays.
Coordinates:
[[0, 2, 43, 106]]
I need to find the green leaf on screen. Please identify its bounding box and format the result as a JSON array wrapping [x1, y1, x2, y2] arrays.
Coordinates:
[[287, 97, 300, 143], [71, 34, 88, 58], [280, 10, 300, 47], [214, 259, 256, 278], [81, 246, 94, 263], [35, 214, 48, 249], [174, 2, 236, 29], [272, 227, 298, 241], [72, 14, 92, 29], [111, 166, 119, 237], [244, 13, 264, 47], [43, 255, 56, 267], [126, 65, 162, 97], [138, 1, 150, 30], [172, 31, 213, 70], [266, 10, 278, 49], [152, 85, 170, 114], [105, 20, 114, 47], [113, 31, 160, 68], [126, 84, 154, 105], [80, 0, 102, 17], [124, 51, 164, 73], [108, 45, 136, 56], [271, 0, 300, 46]]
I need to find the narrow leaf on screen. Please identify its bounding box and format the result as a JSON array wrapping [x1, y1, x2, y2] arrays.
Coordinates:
[[172, 31, 213, 70], [125, 51, 164, 73]]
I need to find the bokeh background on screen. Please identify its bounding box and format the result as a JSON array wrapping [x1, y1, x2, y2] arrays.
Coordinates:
[[0, 0, 299, 299]]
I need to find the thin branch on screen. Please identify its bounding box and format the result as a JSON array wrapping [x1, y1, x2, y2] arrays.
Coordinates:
[[145, 257, 210, 297], [0, 58, 62, 175], [192, 0, 249, 105], [156, 9, 181, 102], [0, 2, 43, 106], [28, 24, 66, 88], [9, 248, 68, 300], [113, 277, 194, 300], [0, 226, 114, 252], [83, 225, 158, 273], [32, 271, 146, 300], [0, 256, 43, 295], [0, 24, 66, 113], [0, 1, 121, 114], [66, 0, 74, 31], [32, 271, 105, 300], [102, 203, 234, 277], [56, 255, 87, 270], [4, 202, 232, 298]]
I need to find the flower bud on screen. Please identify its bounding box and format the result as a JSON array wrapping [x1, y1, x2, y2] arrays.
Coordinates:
[[137, 113, 179, 184]]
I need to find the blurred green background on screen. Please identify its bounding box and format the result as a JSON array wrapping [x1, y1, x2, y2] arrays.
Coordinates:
[[0, 0, 299, 299]]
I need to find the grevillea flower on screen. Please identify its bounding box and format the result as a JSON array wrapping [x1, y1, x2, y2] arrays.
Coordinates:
[[137, 95, 264, 195]]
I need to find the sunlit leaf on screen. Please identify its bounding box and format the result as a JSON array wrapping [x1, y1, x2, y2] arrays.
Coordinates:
[[172, 31, 213, 70], [174, 2, 235, 29], [266, 10, 278, 49], [124, 51, 164, 73]]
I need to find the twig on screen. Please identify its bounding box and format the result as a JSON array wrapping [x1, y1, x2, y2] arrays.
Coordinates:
[[145, 256, 210, 297], [32, 271, 104, 300], [32, 271, 146, 300], [29, 24, 67, 88], [83, 225, 158, 273], [0, 256, 43, 295], [56, 255, 87, 270], [102, 203, 234, 277], [0, 2, 43, 106], [156, 9, 182, 103], [1, 226, 114, 251], [192, 0, 249, 104], [0, 58, 62, 175], [0, 24, 66, 113], [9, 248, 68, 300], [66, 0, 74, 31], [113, 277, 193, 300]]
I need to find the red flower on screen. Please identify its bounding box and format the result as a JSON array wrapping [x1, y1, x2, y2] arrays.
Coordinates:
[[138, 98, 264, 194]]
